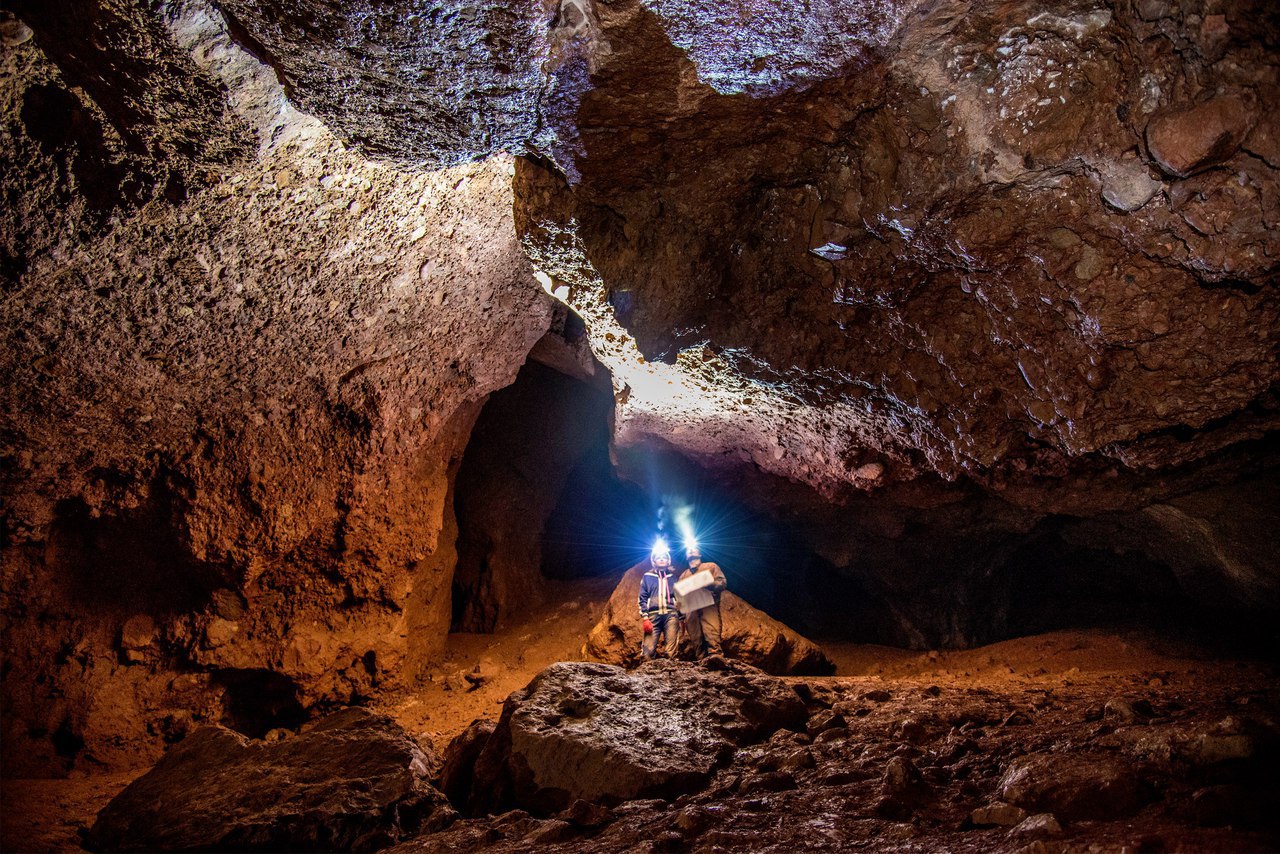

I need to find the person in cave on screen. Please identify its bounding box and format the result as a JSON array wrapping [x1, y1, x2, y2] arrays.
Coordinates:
[[638, 541, 681, 660], [677, 542, 727, 660]]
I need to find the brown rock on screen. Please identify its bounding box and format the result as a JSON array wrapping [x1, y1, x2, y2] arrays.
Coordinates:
[[437, 718, 496, 807], [1146, 96, 1256, 177], [466, 659, 805, 815], [522, 819, 576, 844], [583, 565, 834, 675], [807, 709, 846, 735], [1010, 813, 1063, 837], [740, 770, 799, 795], [85, 709, 455, 852], [1104, 697, 1154, 723], [998, 752, 1152, 821], [876, 755, 931, 819], [557, 799, 614, 829], [971, 801, 1028, 827], [119, 615, 156, 651]]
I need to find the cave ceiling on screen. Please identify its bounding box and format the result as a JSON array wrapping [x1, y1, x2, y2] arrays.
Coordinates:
[[217, 0, 1280, 496]]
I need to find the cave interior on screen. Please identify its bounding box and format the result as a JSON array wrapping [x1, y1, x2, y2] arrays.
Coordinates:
[[1, 0, 1279, 850]]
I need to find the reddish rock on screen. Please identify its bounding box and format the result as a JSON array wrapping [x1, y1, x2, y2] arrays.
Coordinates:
[[971, 801, 1028, 827], [998, 752, 1153, 821], [1146, 96, 1256, 177], [437, 718, 496, 808], [85, 709, 455, 852], [584, 565, 834, 675]]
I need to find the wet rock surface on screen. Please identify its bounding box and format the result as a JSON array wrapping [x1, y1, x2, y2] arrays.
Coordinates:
[[85, 708, 455, 852], [584, 565, 835, 675], [462, 659, 806, 815]]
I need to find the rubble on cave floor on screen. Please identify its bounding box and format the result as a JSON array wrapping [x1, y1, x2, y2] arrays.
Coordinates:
[[4, 625, 1278, 853], [396, 647, 1280, 853]]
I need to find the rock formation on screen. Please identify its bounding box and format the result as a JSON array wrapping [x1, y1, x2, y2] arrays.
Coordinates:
[[85, 708, 455, 852], [1, 1, 552, 773], [585, 564, 835, 674], [459, 659, 807, 815]]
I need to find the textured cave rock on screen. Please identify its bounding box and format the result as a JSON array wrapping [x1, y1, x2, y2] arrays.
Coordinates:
[[1, 1, 552, 773], [85, 708, 454, 852], [464, 659, 806, 816], [505, 0, 1280, 649], [210, 0, 559, 167], [515, 0, 1280, 493], [450, 337, 645, 632]]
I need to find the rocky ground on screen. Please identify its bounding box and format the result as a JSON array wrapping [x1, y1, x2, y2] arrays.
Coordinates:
[[3, 577, 1276, 852]]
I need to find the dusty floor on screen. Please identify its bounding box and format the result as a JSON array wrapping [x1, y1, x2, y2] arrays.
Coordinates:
[[2, 577, 1276, 852]]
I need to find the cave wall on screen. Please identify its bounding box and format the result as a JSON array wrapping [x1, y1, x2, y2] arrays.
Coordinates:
[[517, 0, 1280, 492], [0, 1, 551, 774]]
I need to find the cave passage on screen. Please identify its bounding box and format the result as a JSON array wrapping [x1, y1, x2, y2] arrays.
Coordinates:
[[447, 335, 1238, 651], [450, 342, 651, 633]]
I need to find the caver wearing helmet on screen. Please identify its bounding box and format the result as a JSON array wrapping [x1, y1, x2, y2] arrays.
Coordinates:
[[638, 539, 680, 660], [678, 542, 727, 660]]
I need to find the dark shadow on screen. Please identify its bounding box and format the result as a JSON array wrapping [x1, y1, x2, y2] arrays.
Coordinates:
[[44, 491, 228, 617], [452, 348, 648, 631], [212, 668, 306, 739]]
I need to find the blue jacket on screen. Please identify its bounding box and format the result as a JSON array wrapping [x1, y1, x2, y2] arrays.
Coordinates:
[[638, 566, 678, 616]]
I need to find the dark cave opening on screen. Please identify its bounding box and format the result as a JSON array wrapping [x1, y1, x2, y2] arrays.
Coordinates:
[[450, 337, 650, 633], [1001, 528, 1193, 638], [212, 668, 306, 739], [446, 340, 1254, 652]]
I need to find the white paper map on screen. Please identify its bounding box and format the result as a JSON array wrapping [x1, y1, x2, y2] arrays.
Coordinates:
[[674, 570, 716, 613]]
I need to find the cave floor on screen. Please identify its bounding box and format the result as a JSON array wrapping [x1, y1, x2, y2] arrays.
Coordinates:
[[3, 578, 1276, 852]]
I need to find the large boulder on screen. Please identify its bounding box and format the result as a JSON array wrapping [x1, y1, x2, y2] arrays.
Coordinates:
[[85, 709, 455, 852], [584, 565, 834, 675], [998, 752, 1154, 822], [465, 659, 806, 815]]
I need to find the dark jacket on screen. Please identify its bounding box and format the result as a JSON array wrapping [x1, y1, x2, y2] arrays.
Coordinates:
[[638, 566, 678, 616]]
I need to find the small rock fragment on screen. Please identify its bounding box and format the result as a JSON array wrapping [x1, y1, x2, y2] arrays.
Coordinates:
[[972, 801, 1028, 827], [523, 819, 575, 844], [1146, 96, 1255, 177], [1011, 813, 1063, 837], [558, 798, 614, 829], [0, 16, 33, 47], [807, 709, 846, 735], [1097, 154, 1163, 212]]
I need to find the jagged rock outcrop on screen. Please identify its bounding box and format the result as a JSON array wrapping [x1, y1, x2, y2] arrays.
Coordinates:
[[392, 658, 1280, 851], [510, 0, 1280, 641], [516, 0, 1280, 493], [584, 565, 835, 675], [463, 659, 807, 815], [85, 708, 455, 852], [1, 1, 552, 773]]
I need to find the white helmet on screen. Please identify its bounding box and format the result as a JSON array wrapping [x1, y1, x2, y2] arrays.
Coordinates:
[[650, 538, 671, 567]]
